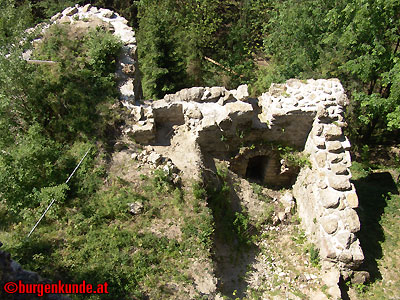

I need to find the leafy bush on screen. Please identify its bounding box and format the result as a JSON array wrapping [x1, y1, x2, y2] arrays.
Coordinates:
[[305, 243, 320, 268]]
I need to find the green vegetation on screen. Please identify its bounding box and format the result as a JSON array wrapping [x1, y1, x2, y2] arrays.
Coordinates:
[[349, 159, 400, 299], [0, 22, 121, 216], [0, 9, 210, 299], [1, 0, 400, 299], [305, 243, 320, 268], [277, 145, 311, 168], [1, 160, 215, 299], [4, 0, 399, 143]]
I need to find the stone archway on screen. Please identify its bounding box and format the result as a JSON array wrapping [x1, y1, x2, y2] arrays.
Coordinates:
[[230, 147, 298, 188]]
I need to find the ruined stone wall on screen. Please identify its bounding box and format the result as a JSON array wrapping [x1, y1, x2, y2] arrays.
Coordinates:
[[292, 86, 364, 269], [24, 4, 142, 103], [124, 79, 364, 269], [32, 6, 364, 271]]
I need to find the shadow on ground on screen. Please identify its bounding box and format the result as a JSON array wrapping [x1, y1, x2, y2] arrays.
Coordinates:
[[352, 171, 399, 281], [204, 158, 259, 299], [213, 238, 258, 299]]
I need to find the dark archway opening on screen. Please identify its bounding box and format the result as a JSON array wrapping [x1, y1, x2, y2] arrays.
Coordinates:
[[245, 155, 269, 183]]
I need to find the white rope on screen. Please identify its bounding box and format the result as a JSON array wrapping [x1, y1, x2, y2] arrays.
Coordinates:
[[27, 147, 91, 237]]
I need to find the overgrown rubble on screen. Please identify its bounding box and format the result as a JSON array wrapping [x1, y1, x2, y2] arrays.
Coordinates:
[[125, 77, 364, 272], [13, 4, 367, 299]]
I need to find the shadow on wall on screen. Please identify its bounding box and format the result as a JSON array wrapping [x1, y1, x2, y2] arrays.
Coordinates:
[[352, 172, 398, 281]]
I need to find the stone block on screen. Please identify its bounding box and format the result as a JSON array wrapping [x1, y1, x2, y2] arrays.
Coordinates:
[[81, 4, 91, 13], [235, 84, 249, 101], [315, 151, 327, 168], [351, 271, 370, 285], [351, 242, 364, 266], [330, 163, 349, 175], [185, 106, 203, 119], [335, 231, 352, 249], [63, 7, 78, 16], [343, 209, 360, 233], [346, 191, 359, 208], [326, 141, 343, 153], [210, 87, 225, 100], [225, 101, 253, 123], [314, 136, 326, 149], [321, 216, 338, 234], [320, 237, 337, 260], [319, 189, 340, 208], [327, 153, 343, 163], [324, 125, 342, 140], [328, 175, 351, 191], [338, 250, 352, 264]]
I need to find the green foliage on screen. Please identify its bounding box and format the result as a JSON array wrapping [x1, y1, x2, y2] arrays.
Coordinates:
[[350, 161, 371, 180], [137, 0, 188, 99], [263, 0, 400, 143], [0, 20, 120, 219], [305, 243, 320, 268], [192, 182, 207, 201], [0, 0, 33, 47], [277, 145, 311, 168], [291, 228, 306, 245]]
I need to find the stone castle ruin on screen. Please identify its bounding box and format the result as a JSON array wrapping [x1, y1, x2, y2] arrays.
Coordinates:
[[22, 3, 364, 292]]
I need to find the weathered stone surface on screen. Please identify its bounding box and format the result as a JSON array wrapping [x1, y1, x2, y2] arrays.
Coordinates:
[[327, 153, 343, 163], [63, 6, 78, 16], [315, 124, 324, 136], [351, 271, 370, 285], [269, 83, 287, 97], [82, 4, 91, 13], [128, 201, 143, 215], [225, 101, 253, 122], [343, 209, 361, 233], [127, 123, 155, 144], [321, 216, 338, 234], [324, 125, 342, 140], [321, 269, 341, 300], [336, 231, 352, 249], [153, 101, 184, 124], [320, 237, 337, 259], [185, 106, 203, 119], [314, 136, 326, 149], [342, 137, 351, 150], [148, 152, 162, 165], [346, 191, 359, 208], [326, 141, 343, 153], [330, 163, 349, 175], [315, 151, 327, 168], [319, 189, 340, 208], [338, 250, 353, 263], [209, 87, 226, 100], [328, 175, 351, 191], [100, 8, 114, 18], [50, 12, 62, 22], [351, 242, 365, 265], [217, 116, 232, 131], [58, 16, 71, 23], [235, 84, 249, 101], [187, 87, 205, 102], [131, 106, 143, 121]]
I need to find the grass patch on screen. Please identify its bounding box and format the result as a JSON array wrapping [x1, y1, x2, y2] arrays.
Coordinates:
[[350, 159, 400, 299], [0, 160, 215, 299]]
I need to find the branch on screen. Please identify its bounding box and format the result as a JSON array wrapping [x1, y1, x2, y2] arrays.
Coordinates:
[[204, 56, 244, 78], [26, 59, 58, 65]]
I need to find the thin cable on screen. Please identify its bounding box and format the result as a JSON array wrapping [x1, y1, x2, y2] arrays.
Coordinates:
[[27, 148, 91, 237]]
